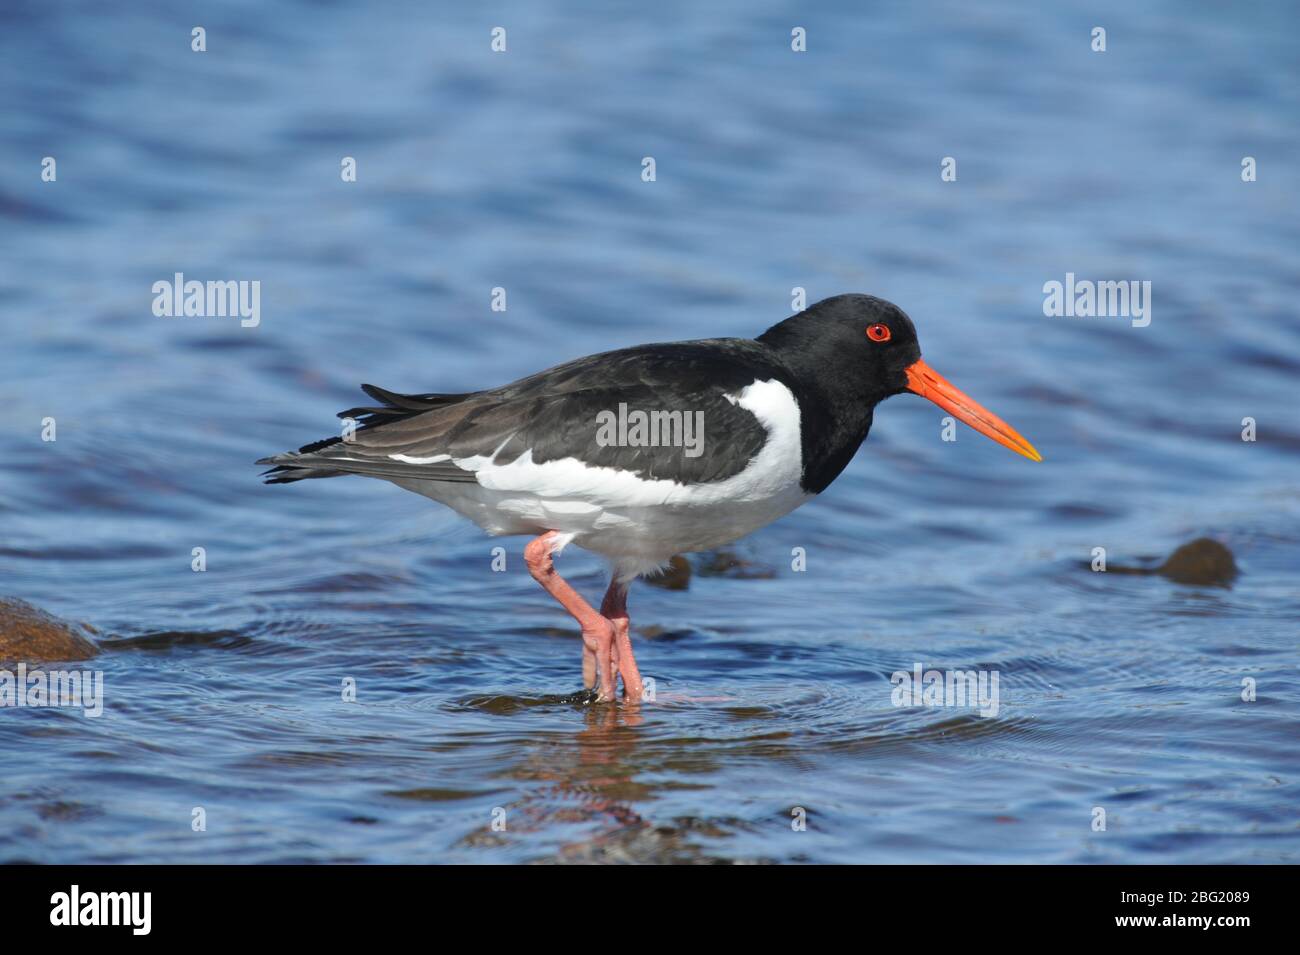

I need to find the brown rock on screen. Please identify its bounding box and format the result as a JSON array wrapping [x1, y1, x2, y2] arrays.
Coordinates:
[[696, 550, 777, 580], [1102, 537, 1240, 588], [0, 598, 99, 663], [644, 555, 692, 590], [1157, 538, 1238, 587]]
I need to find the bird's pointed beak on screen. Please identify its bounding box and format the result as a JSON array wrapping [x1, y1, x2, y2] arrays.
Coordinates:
[[904, 358, 1042, 462]]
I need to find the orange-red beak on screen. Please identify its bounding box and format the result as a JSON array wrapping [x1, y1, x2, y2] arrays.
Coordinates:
[[905, 359, 1042, 462]]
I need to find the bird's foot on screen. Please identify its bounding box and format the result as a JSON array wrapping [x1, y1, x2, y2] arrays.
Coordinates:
[[580, 617, 619, 703], [607, 616, 645, 704]]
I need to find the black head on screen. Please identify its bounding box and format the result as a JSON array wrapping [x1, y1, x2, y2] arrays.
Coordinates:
[[757, 294, 1041, 475], [757, 294, 922, 407]]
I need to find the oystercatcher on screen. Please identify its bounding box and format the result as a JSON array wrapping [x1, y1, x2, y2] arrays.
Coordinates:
[[259, 294, 1040, 702]]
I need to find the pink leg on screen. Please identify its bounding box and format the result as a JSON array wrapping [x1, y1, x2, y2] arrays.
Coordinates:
[[601, 578, 645, 703], [524, 532, 617, 702]]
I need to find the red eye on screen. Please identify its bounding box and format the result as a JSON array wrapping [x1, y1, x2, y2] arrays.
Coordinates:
[[866, 323, 891, 342]]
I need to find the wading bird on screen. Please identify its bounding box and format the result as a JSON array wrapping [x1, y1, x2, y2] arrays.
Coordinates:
[[260, 295, 1040, 703]]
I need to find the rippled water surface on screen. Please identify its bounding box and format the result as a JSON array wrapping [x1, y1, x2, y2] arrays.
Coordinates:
[[2, 1, 1298, 863]]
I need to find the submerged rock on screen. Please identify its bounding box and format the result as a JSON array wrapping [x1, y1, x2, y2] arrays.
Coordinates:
[[0, 598, 99, 663], [1156, 538, 1239, 587], [643, 555, 692, 590], [641, 550, 779, 590], [1103, 537, 1239, 588], [695, 550, 777, 580]]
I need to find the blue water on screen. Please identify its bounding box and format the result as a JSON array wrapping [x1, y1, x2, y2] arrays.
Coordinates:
[[1, 0, 1297, 863]]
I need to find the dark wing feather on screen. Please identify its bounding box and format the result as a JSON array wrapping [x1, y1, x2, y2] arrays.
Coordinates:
[[259, 339, 791, 487]]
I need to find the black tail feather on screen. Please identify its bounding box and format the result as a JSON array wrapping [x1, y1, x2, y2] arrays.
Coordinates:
[[337, 384, 470, 422], [260, 464, 342, 484], [259, 383, 474, 484]]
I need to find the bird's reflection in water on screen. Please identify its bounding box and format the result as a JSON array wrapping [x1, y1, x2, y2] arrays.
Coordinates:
[[457, 697, 766, 863], [455, 702, 652, 859]]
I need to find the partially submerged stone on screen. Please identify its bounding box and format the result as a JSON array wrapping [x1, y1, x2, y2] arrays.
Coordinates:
[[0, 598, 99, 663], [695, 550, 777, 580], [643, 550, 781, 590], [1156, 538, 1239, 587], [1103, 537, 1239, 588], [644, 555, 692, 591]]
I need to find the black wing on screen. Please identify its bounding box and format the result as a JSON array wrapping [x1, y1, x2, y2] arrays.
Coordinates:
[[258, 339, 790, 487]]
